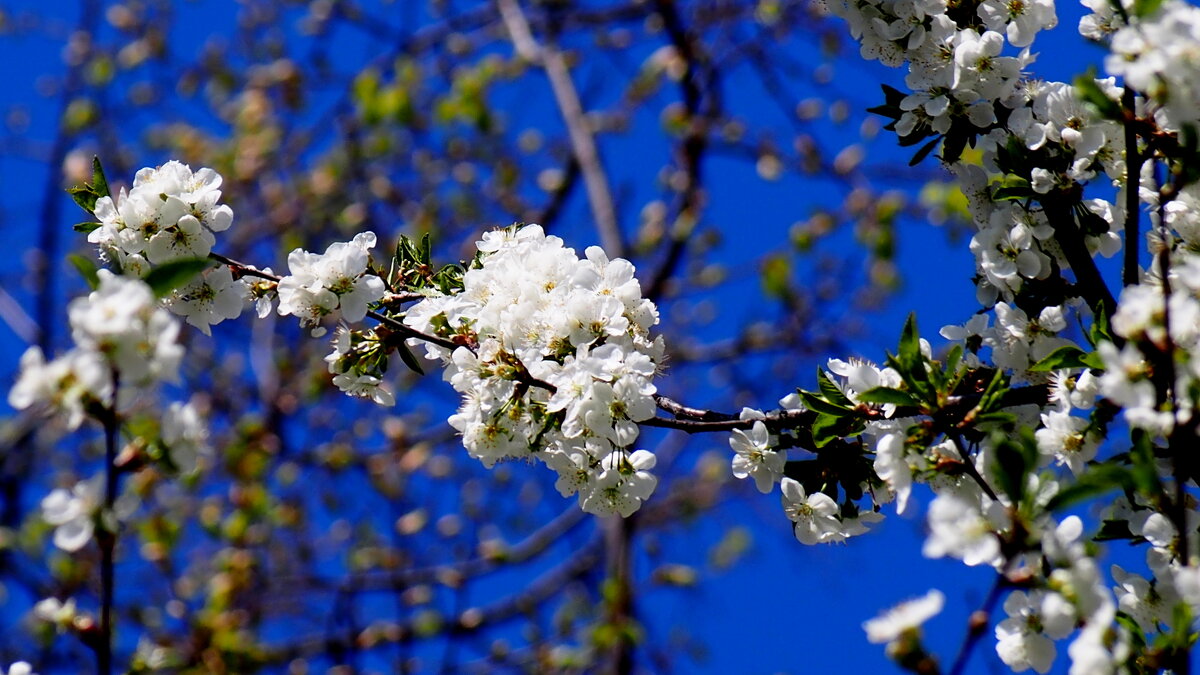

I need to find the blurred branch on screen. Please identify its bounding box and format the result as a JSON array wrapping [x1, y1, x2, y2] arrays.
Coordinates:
[[278, 505, 587, 593], [646, 0, 719, 301], [497, 0, 624, 256], [263, 534, 603, 663], [0, 286, 38, 345]]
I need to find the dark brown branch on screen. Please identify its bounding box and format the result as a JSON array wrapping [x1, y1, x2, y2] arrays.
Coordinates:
[[1123, 87, 1142, 287], [263, 535, 603, 664], [1040, 197, 1118, 324], [98, 368, 120, 675], [645, 0, 719, 302]]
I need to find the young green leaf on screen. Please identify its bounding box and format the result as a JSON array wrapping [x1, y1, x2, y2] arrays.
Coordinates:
[[90, 155, 110, 199], [143, 258, 213, 298], [68, 254, 100, 290], [798, 391, 853, 417], [395, 342, 425, 376], [856, 386, 920, 407], [1045, 463, 1135, 512], [1028, 345, 1098, 372], [816, 368, 855, 408], [68, 186, 100, 215]]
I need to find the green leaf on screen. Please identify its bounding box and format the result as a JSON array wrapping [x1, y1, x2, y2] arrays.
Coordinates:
[[944, 345, 964, 381], [1028, 345, 1094, 372], [68, 254, 100, 289], [991, 431, 1038, 503], [1089, 300, 1113, 347], [857, 386, 920, 407], [1132, 0, 1165, 18], [1046, 463, 1135, 512], [143, 258, 212, 298], [909, 137, 940, 166], [68, 186, 99, 215], [798, 390, 852, 417], [816, 369, 854, 408], [898, 313, 921, 370], [1129, 430, 1163, 499], [73, 221, 102, 234], [419, 232, 431, 265], [810, 412, 862, 448], [992, 174, 1033, 201], [971, 411, 1017, 428], [90, 156, 110, 199], [1093, 518, 1134, 541], [1074, 70, 1123, 120], [977, 368, 1010, 413], [395, 342, 425, 376]]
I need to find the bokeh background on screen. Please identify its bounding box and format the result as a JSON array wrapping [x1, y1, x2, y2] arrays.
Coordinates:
[[0, 1, 1109, 672]]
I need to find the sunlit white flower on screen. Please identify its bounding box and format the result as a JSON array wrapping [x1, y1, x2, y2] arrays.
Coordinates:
[[780, 477, 845, 545], [729, 421, 785, 493]]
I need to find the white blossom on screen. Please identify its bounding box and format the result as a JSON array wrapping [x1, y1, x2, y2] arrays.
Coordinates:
[[863, 589, 945, 643]]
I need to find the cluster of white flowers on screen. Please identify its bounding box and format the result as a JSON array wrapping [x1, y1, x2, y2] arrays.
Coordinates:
[[10, 269, 207, 558], [323, 327, 396, 407], [826, 0, 1050, 133], [83, 160, 252, 335], [403, 225, 664, 517], [1098, 253, 1200, 435], [88, 161, 232, 273], [1107, 0, 1200, 128], [810, 0, 1200, 669], [276, 232, 386, 337], [9, 271, 182, 428]]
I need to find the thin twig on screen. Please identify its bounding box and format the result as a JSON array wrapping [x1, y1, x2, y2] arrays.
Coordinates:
[[946, 574, 1008, 675]]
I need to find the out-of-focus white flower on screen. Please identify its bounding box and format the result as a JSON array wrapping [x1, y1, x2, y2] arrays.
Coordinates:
[[68, 271, 183, 386], [863, 589, 945, 643], [40, 477, 103, 552]]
